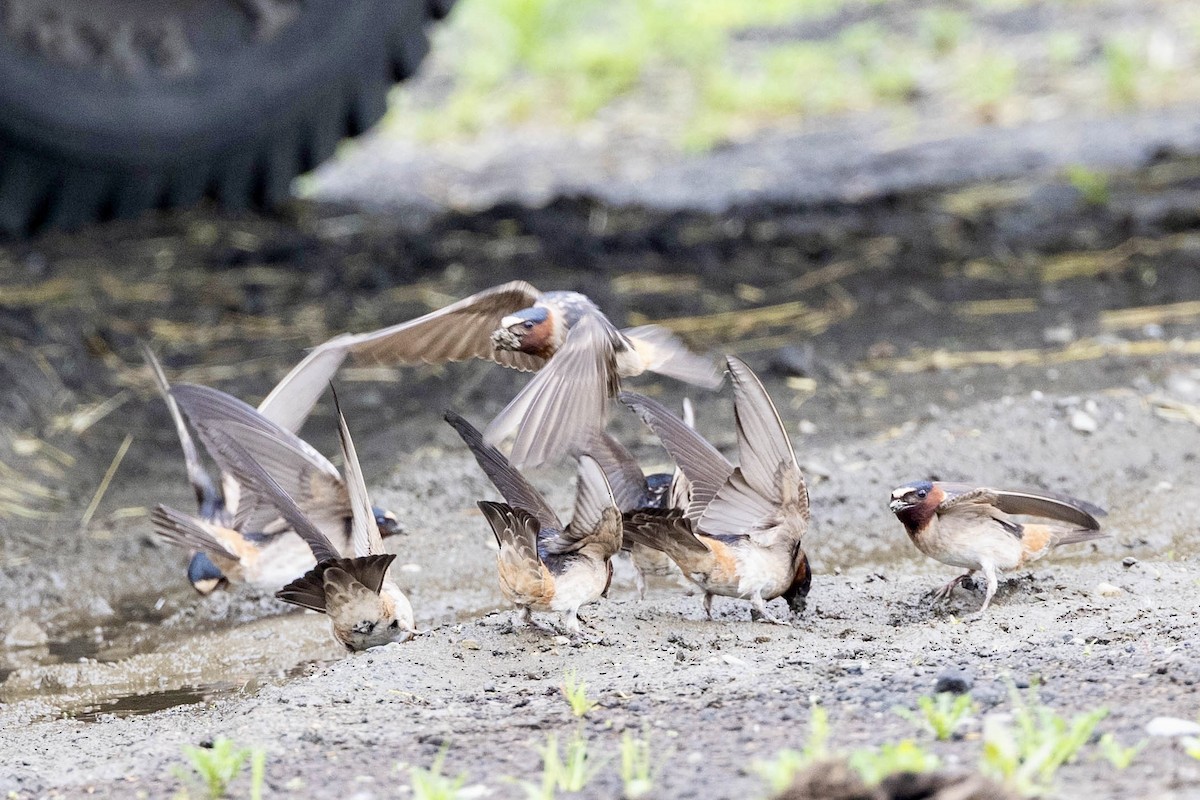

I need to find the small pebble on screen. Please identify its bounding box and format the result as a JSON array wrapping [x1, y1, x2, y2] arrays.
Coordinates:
[[797, 419, 817, 435], [1122, 557, 1138, 568], [1146, 717, 1200, 737], [1094, 583, 1123, 597], [934, 668, 973, 695], [461, 639, 480, 650], [1070, 410, 1098, 433]]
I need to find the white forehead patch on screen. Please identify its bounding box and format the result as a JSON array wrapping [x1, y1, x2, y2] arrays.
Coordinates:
[[890, 487, 912, 499], [500, 315, 524, 328]]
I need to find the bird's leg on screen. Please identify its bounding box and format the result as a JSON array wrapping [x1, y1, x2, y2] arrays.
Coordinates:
[[973, 564, 1000, 616], [703, 592, 715, 619], [751, 593, 791, 626], [562, 608, 582, 635], [633, 563, 648, 602], [931, 570, 974, 603]]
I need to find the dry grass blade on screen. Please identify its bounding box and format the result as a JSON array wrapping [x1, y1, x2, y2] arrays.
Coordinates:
[[1148, 395, 1200, 426], [51, 391, 131, 435], [80, 433, 134, 528], [1102, 301, 1200, 330], [955, 298, 1038, 317], [867, 337, 1200, 373], [1038, 233, 1200, 283]]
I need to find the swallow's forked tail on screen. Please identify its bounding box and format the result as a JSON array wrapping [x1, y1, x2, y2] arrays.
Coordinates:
[[276, 554, 397, 614]]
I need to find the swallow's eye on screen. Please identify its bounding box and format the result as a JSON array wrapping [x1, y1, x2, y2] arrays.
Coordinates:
[[389, 620, 400, 630], [522, 320, 535, 330], [917, 489, 928, 498]]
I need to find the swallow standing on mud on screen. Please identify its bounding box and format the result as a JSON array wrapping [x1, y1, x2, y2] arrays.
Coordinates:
[[206, 389, 417, 650], [888, 481, 1107, 614], [445, 411, 622, 634], [269, 281, 723, 469], [584, 424, 689, 600], [149, 383, 402, 590], [619, 357, 811, 624]]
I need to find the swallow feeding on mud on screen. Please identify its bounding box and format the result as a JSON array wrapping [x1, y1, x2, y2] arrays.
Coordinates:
[[888, 481, 1107, 615], [619, 357, 812, 624], [211, 389, 417, 650], [583, 419, 692, 600], [445, 410, 623, 634], [148, 381, 402, 591], [271, 281, 722, 469]]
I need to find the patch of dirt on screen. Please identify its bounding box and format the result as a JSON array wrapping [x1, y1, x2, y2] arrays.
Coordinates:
[[1, 144, 1200, 798]]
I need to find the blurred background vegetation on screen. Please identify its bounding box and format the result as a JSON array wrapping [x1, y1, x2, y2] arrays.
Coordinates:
[[384, 0, 1200, 151]]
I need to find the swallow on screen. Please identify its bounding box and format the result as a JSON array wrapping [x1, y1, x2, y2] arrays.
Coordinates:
[[149, 382, 403, 591], [445, 410, 622, 634], [888, 481, 1107, 614], [142, 343, 231, 594], [618, 357, 811, 624], [583, 425, 685, 600], [207, 388, 417, 650], [142, 344, 403, 593], [269, 281, 722, 469]]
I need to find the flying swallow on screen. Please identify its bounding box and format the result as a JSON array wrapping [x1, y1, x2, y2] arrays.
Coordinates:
[[888, 481, 1107, 614], [142, 344, 402, 593], [212, 388, 417, 650], [618, 357, 811, 624], [445, 410, 622, 634], [267, 281, 722, 469]]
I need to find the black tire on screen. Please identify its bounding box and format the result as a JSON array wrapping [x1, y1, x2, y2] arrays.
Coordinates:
[[0, 0, 453, 236]]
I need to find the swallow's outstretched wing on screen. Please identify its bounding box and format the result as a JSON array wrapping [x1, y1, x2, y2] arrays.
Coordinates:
[[330, 386, 386, 560], [170, 383, 347, 533], [445, 410, 563, 534], [619, 391, 733, 523], [622, 324, 723, 390], [582, 431, 648, 514], [141, 344, 222, 518], [936, 483, 1104, 530], [697, 357, 808, 542], [546, 454, 621, 558]]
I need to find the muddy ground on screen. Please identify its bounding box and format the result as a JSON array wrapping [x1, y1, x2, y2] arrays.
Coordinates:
[[0, 152, 1199, 797], [3, 20, 1200, 794]]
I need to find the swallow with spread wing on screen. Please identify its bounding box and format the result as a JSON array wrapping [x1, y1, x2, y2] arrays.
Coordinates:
[[583, 419, 692, 600], [148, 380, 401, 591], [264, 281, 722, 469], [889, 481, 1107, 614], [619, 357, 811, 624], [445, 410, 622, 634], [208, 389, 416, 650]]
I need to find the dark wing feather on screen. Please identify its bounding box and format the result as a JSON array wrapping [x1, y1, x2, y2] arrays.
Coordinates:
[[581, 431, 648, 514], [618, 391, 733, 522], [484, 312, 621, 469], [274, 554, 394, 613], [445, 411, 563, 533], [336, 281, 545, 371], [202, 431, 342, 564], [622, 508, 711, 555], [331, 386, 385, 559], [170, 384, 346, 531], [546, 455, 622, 558], [149, 505, 238, 565], [141, 343, 221, 517]]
